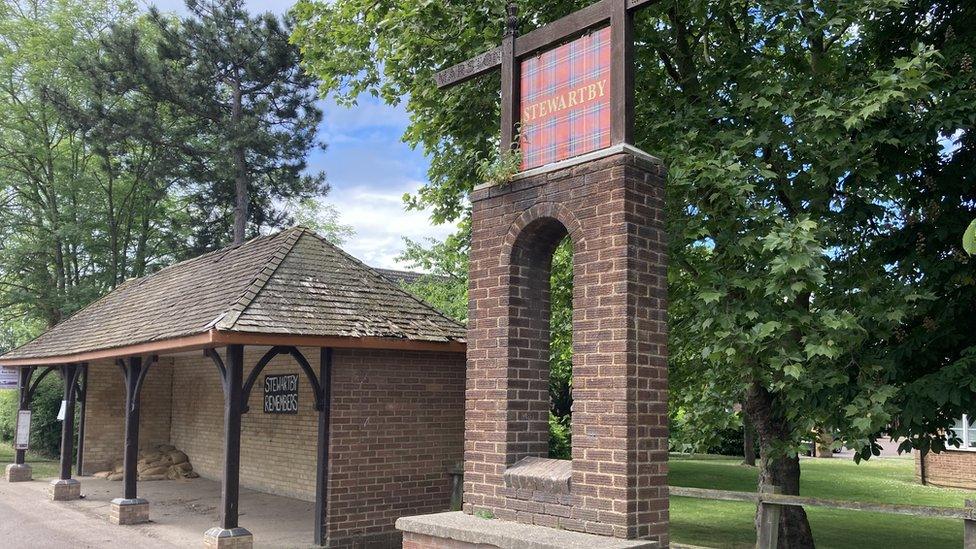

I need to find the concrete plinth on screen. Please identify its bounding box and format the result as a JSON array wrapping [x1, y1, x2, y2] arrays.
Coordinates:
[[49, 478, 81, 501], [397, 512, 659, 549], [110, 498, 150, 525], [204, 527, 253, 549], [5, 463, 32, 482]]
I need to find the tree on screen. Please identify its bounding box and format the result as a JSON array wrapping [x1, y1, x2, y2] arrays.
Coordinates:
[[396, 217, 471, 325], [112, 0, 327, 248], [294, 0, 976, 545], [0, 0, 138, 332]]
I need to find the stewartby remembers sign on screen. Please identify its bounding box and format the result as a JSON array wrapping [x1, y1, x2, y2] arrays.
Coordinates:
[[520, 26, 611, 169], [435, 0, 659, 169], [264, 374, 299, 414], [15, 410, 31, 450], [0, 366, 18, 390]]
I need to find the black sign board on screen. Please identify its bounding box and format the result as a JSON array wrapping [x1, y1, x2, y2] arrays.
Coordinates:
[[264, 374, 299, 414]]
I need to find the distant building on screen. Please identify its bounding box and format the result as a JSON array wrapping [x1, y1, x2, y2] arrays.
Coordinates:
[[915, 413, 976, 489]]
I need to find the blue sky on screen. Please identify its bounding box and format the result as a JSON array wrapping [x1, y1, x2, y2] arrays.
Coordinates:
[[147, 0, 456, 269]]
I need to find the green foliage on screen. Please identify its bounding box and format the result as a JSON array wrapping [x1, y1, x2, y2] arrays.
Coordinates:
[[294, 0, 976, 483], [548, 238, 573, 426], [548, 412, 571, 460], [98, 0, 328, 249], [0, 0, 338, 353], [0, 391, 14, 441], [475, 142, 523, 188], [397, 218, 471, 324], [284, 198, 354, 244], [670, 455, 972, 548], [0, 376, 65, 458], [965, 219, 976, 256]]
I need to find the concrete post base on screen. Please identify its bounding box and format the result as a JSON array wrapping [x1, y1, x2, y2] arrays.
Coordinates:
[[204, 527, 253, 549], [49, 478, 81, 501], [110, 498, 150, 525], [5, 463, 32, 482]]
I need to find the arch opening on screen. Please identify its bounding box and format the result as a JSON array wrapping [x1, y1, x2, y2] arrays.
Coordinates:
[[507, 217, 574, 463]]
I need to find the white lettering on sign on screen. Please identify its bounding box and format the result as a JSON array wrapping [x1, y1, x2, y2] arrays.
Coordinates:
[[263, 374, 299, 414], [0, 366, 18, 390], [15, 410, 31, 450]]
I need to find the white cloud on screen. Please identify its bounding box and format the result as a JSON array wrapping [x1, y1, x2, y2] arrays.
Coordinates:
[[326, 181, 457, 269]]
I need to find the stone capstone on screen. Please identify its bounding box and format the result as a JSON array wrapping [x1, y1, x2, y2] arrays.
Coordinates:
[[49, 478, 81, 501], [110, 497, 150, 525], [204, 526, 253, 549], [396, 512, 659, 549], [5, 463, 32, 482]]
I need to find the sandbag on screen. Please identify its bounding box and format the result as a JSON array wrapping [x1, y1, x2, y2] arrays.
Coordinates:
[[171, 462, 193, 473], [139, 474, 167, 481], [143, 466, 169, 476]]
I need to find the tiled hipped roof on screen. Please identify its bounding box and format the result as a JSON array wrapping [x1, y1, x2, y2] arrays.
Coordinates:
[[1, 228, 465, 361]]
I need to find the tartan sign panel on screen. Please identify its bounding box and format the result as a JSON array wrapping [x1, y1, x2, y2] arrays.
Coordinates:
[[520, 26, 611, 170]]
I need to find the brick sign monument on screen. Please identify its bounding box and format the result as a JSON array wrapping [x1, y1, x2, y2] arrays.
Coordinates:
[[398, 0, 669, 547]]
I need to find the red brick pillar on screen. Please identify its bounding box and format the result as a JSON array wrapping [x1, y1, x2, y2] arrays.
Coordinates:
[[464, 148, 669, 544]]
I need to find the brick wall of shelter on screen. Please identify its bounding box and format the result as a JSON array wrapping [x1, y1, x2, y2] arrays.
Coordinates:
[[81, 357, 175, 474], [915, 450, 976, 490], [464, 151, 669, 543], [166, 346, 464, 547]]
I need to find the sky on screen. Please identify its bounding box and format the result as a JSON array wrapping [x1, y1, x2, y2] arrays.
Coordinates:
[[146, 0, 456, 269]]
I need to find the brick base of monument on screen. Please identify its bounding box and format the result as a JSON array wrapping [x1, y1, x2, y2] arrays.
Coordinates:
[[110, 498, 150, 525], [5, 463, 31, 482], [204, 527, 253, 549], [397, 512, 658, 549], [49, 478, 81, 501]]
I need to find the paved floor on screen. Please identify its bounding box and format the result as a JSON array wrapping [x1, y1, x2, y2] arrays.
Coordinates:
[[0, 475, 316, 548]]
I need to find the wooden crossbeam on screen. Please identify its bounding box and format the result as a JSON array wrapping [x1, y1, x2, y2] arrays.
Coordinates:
[[435, 0, 659, 89]]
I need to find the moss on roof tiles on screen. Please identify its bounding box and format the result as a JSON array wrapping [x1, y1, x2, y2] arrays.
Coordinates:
[[1, 227, 465, 361]]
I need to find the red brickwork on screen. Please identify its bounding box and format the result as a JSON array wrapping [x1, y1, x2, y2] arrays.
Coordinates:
[[464, 151, 669, 543], [84, 347, 464, 548], [916, 450, 976, 490]]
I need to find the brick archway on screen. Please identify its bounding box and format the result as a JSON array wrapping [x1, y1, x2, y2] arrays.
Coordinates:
[[500, 208, 579, 466], [465, 150, 669, 543]]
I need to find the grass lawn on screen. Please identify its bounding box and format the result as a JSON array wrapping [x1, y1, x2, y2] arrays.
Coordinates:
[[0, 441, 60, 479], [670, 454, 975, 548]]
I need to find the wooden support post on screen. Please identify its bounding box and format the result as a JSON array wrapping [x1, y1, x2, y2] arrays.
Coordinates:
[[15, 367, 33, 465], [75, 364, 88, 475], [112, 357, 152, 525], [58, 364, 79, 481], [6, 367, 34, 482], [221, 344, 245, 530], [499, 1, 520, 157], [757, 485, 782, 549], [965, 499, 975, 549], [314, 347, 333, 546], [204, 345, 253, 547], [609, 0, 634, 145], [122, 357, 142, 500], [50, 364, 81, 501]]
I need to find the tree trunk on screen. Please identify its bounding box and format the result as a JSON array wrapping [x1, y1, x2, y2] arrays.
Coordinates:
[[231, 82, 247, 245], [743, 414, 757, 467], [744, 382, 815, 549]]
